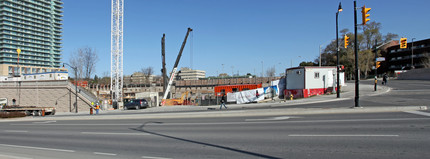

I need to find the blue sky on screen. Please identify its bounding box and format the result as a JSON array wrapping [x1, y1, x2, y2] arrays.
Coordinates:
[[61, 0, 430, 77]]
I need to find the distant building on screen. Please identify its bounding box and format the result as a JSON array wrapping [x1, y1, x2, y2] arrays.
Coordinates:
[[123, 72, 155, 86], [386, 38, 430, 72], [0, 0, 65, 76], [177, 67, 205, 80]]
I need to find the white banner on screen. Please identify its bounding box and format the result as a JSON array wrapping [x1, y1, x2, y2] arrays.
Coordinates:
[[235, 88, 264, 104], [227, 93, 236, 102]]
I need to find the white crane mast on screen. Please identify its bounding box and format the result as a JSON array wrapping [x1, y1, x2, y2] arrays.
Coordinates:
[[111, 0, 124, 104]]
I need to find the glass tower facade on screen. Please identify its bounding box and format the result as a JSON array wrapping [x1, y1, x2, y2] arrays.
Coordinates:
[[0, 0, 63, 76]]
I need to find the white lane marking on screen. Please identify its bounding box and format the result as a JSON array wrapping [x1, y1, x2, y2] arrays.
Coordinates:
[[142, 156, 172, 159], [404, 110, 430, 117], [176, 110, 246, 114], [0, 143, 75, 153], [4, 130, 28, 133], [13, 117, 430, 127], [81, 132, 149, 136], [32, 121, 57, 124], [93, 152, 117, 156], [245, 116, 291, 122], [288, 134, 399, 137], [392, 89, 430, 92], [294, 98, 347, 105], [0, 154, 33, 159], [282, 118, 430, 123]]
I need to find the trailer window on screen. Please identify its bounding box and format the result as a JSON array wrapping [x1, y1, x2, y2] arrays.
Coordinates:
[[314, 72, 320, 79]]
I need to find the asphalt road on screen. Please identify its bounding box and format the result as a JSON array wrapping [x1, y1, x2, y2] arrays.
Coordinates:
[[1, 111, 430, 159], [359, 79, 430, 107], [277, 79, 430, 110], [1, 79, 429, 159]]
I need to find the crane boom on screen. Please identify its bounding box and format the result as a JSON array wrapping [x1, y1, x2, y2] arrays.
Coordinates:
[[161, 28, 193, 106]]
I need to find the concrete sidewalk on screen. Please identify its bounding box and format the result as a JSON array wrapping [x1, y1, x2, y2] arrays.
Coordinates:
[[3, 82, 425, 122], [4, 81, 427, 121]]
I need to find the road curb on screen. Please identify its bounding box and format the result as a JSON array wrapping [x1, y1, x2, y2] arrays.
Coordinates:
[[1, 106, 427, 122]]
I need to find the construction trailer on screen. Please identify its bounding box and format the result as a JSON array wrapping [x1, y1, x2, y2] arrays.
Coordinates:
[[285, 66, 345, 98]]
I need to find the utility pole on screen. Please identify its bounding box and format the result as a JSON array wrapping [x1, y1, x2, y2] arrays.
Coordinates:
[[336, 2, 342, 98], [261, 61, 264, 77], [161, 34, 167, 94], [374, 39, 378, 91], [411, 38, 416, 69]]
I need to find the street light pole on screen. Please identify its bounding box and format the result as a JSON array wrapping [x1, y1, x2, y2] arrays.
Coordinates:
[[261, 61, 264, 77], [63, 63, 78, 113], [336, 2, 342, 98], [411, 38, 416, 69], [354, 1, 360, 107], [319, 45, 322, 67]]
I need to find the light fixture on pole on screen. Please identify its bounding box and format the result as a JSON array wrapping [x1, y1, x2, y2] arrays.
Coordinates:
[[336, 2, 342, 98]]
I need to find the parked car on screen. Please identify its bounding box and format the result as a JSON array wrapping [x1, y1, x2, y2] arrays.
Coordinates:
[[124, 99, 149, 110]]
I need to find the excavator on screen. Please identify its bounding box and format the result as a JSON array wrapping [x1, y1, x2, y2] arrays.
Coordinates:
[[161, 28, 193, 106], [163, 91, 191, 106]]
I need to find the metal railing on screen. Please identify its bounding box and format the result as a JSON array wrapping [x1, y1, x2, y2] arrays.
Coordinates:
[[67, 82, 98, 104]]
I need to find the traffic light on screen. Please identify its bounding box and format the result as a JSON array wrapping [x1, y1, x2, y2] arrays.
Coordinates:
[[400, 38, 407, 48], [376, 61, 381, 68], [344, 35, 350, 48], [361, 5, 371, 25]]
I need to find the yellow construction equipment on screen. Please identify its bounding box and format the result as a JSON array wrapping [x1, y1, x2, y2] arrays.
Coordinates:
[[162, 91, 191, 106]]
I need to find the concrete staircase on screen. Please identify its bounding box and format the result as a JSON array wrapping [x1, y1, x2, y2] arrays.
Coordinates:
[[0, 80, 100, 112]]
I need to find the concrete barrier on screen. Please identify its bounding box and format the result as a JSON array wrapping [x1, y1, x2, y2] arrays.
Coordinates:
[[397, 68, 430, 80]]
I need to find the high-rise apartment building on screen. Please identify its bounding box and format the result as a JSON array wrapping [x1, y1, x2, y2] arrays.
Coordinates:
[[0, 0, 66, 76]]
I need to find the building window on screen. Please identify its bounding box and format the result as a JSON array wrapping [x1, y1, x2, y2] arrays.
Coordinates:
[[314, 72, 320, 79]]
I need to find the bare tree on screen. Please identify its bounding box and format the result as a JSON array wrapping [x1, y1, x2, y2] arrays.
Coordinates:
[[69, 47, 99, 80], [100, 71, 111, 84], [82, 47, 98, 80], [266, 66, 276, 77], [69, 51, 83, 80], [141, 67, 154, 84], [421, 53, 430, 68]]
